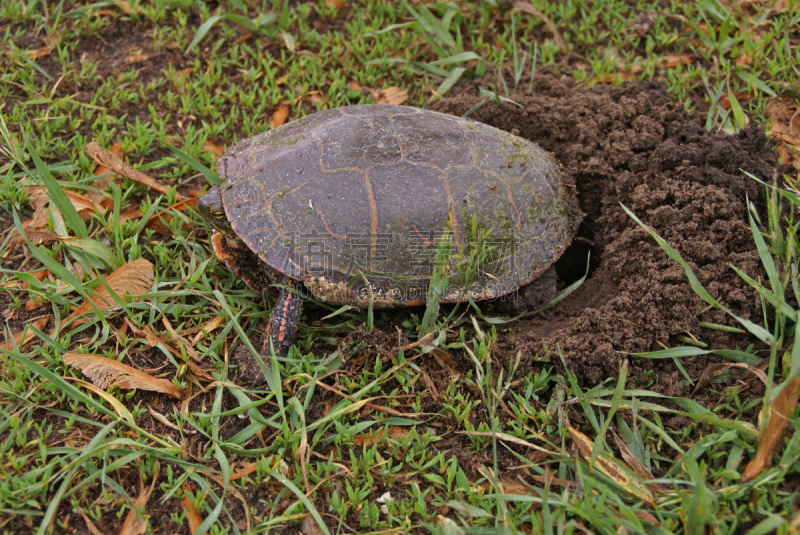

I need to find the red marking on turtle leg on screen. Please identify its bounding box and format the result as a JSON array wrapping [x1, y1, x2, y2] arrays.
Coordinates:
[[212, 232, 272, 294], [264, 280, 303, 357], [211, 232, 233, 263]]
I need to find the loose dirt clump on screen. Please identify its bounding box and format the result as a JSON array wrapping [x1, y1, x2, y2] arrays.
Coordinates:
[[430, 71, 786, 391]]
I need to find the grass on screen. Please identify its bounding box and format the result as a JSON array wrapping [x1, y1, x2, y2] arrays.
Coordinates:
[[1, 0, 799, 534]]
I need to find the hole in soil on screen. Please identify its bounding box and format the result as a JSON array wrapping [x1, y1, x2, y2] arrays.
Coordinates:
[[430, 69, 788, 388], [555, 222, 600, 287]]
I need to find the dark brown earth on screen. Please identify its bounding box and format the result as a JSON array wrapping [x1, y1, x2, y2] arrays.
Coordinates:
[[430, 70, 785, 392]]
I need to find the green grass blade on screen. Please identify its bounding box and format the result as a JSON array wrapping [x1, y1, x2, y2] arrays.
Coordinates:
[[23, 132, 88, 238], [186, 15, 223, 53], [158, 139, 220, 186]]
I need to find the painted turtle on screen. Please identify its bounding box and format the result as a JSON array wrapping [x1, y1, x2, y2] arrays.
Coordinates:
[[199, 104, 581, 366]]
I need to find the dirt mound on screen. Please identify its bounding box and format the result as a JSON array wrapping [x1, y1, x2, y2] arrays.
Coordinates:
[[430, 72, 784, 389]]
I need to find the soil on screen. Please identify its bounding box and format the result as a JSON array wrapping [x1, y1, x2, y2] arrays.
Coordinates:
[[429, 69, 787, 393]]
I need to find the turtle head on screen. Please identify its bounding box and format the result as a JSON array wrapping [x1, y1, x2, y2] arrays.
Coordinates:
[[198, 186, 234, 237]]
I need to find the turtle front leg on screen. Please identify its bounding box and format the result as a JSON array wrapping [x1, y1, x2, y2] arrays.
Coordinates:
[[263, 279, 304, 358]]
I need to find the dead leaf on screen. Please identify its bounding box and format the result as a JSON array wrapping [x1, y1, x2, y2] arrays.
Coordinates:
[[126, 54, 150, 63], [369, 86, 408, 106], [720, 91, 752, 110], [64, 353, 181, 397], [418, 367, 439, 400], [692, 362, 769, 395], [660, 55, 692, 68], [78, 508, 105, 535], [191, 316, 224, 345], [201, 140, 225, 158], [347, 81, 362, 91], [119, 462, 159, 535], [179, 484, 206, 535], [611, 431, 668, 494], [303, 92, 326, 105], [21, 269, 49, 289], [325, 0, 347, 7], [28, 186, 100, 221], [64, 258, 154, 327], [4, 317, 48, 350], [85, 142, 187, 201], [743, 377, 800, 481], [231, 463, 257, 481], [115, 0, 142, 15], [26, 34, 58, 60], [431, 348, 459, 376], [93, 142, 125, 193], [24, 296, 45, 311], [118, 207, 144, 225], [353, 426, 408, 446], [767, 98, 800, 148], [568, 426, 655, 506], [271, 105, 290, 129]]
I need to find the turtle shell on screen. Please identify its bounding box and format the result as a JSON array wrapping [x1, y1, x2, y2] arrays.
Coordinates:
[[218, 104, 581, 308]]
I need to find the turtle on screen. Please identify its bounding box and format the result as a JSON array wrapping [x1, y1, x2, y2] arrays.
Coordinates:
[[198, 104, 582, 373]]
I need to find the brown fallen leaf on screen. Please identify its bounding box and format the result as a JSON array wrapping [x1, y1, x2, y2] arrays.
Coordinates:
[[115, 0, 142, 15], [271, 105, 290, 129], [126, 54, 150, 63], [611, 430, 668, 494], [231, 463, 257, 481], [92, 142, 125, 196], [692, 361, 769, 395], [369, 86, 408, 106], [568, 426, 655, 506], [191, 316, 224, 346], [64, 353, 180, 397], [21, 269, 50, 289], [767, 98, 800, 148], [28, 186, 101, 221], [325, 0, 347, 7], [179, 484, 206, 535], [201, 140, 225, 158], [353, 426, 409, 446], [4, 317, 48, 350], [418, 367, 439, 400], [85, 142, 187, 201], [26, 34, 58, 60], [78, 508, 105, 535], [303, 91, 326, 104], [118, 207, 144, 225], [119, 462, 159, 535], [720, 91, 752, 110], [64, 258, 154, 327], [660, 54, 692, 68], [742, 377, 800, 481]]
